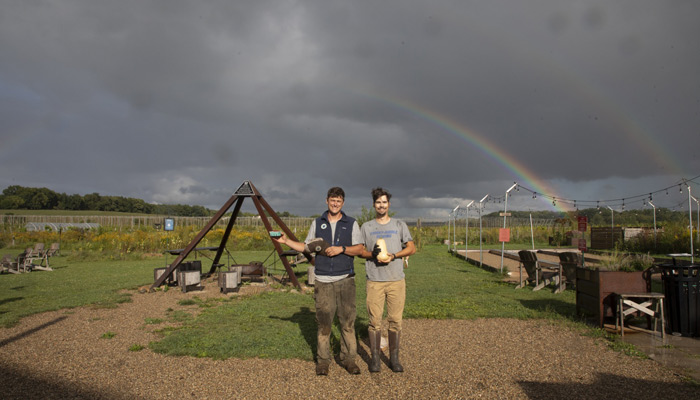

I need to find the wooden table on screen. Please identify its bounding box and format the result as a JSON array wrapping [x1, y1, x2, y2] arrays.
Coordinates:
[[616, 292, 666, 340]]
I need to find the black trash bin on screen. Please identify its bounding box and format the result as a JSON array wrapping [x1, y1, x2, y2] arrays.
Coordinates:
[[660, 264, 700, 337]]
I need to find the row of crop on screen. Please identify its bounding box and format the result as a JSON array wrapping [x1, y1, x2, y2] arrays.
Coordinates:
[[0, 225, 287, 259], [0, 222, 694, 257]]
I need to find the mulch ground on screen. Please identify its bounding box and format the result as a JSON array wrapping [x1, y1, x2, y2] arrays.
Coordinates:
[[1, 255, 699, 399]]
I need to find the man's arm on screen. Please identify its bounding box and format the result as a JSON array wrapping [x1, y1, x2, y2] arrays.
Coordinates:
[[359, 245, 372, 259], [358, 244, 383, 260], [273, 234, 306, 253], [325, 243, 364, 257], [388, 241, 415, 261]]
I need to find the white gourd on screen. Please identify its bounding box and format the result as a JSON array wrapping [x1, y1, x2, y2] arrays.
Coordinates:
[[376, 239, 392, 263]]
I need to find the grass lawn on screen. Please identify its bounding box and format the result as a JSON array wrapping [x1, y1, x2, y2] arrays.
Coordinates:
[[0, 255, 159, 327], [148, 245, 578, 360], [2, 245, 607, 361]]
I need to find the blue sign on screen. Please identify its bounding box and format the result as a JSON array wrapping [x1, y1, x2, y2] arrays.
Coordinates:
[[164, 218, 174, 231]]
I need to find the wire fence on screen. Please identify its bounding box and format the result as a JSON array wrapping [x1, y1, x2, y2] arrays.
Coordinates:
[[0, 214, 317, 232], [1, 214, 557, 232]]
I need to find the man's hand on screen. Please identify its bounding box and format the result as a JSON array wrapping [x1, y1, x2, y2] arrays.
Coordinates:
[[273, 233, 287, 245], [325, 246, 344, 257]]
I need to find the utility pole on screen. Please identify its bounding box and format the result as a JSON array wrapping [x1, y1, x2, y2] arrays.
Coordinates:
[[465, 200, 474, 260], [479, 194, 489, 267], [500, 183, 517, 273], [648, 201, 657, 250], [607, 206, 614, 250]]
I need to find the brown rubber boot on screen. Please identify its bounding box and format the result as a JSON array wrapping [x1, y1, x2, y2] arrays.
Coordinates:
[[368, 330, 382, 373], [344, 359, 361, 375], [388, 330, 404, 373], [315, 360, 330, 376]]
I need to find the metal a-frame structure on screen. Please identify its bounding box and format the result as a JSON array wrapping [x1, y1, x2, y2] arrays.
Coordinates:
[[150, 180, 308, 291]]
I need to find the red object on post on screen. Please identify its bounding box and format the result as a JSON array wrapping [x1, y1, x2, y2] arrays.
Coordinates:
[[499, 228, 510, 242], [578, 238, 587, 252], [577, 216, 588, 232]]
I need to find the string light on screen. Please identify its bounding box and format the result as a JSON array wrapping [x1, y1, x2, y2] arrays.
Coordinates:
[[510, 175, 699, 212]]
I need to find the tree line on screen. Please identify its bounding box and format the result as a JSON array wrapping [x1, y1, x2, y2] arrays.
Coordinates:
[[0, 185, 212, 217]]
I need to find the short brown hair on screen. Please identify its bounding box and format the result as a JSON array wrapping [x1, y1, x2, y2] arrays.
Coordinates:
[[371, 187, 391, 202], [327, 187, 345, 200]]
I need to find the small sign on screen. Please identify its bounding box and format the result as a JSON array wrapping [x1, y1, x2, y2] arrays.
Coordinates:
[[499, 228, 510, 242], [499, 212, 512, 217], [577, 216, 588, 232], [578, 238, 587, 252], [164, 218, 174, 231]]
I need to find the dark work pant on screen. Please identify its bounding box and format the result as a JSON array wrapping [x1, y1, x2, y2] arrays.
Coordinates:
[[314, 276, 357, 364]]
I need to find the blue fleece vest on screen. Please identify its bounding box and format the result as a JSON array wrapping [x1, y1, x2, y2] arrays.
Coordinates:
[[313, 211, 355, 276]]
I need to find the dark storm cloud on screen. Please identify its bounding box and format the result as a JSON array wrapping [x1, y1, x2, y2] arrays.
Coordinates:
[[1, 0, 698, 217]]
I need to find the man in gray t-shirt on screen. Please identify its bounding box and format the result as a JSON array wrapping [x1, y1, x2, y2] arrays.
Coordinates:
[[361, 218, 412, 282], [360, 187, 415, 373]]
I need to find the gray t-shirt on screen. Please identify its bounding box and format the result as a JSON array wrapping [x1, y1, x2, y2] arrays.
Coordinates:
[[361, 218, 413, 282]]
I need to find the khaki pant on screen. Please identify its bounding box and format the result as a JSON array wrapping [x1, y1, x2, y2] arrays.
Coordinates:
[[314, 276, 357, 364], [366, 279, 406, 333]]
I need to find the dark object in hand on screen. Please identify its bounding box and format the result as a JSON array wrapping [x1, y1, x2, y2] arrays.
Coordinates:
[[306, 238, 331, 254], [371, 244, 381, 258]]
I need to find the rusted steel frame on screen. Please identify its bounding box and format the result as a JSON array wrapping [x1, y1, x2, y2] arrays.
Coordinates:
[[250, 195, 301, 289], [208, 196, 245, 275], [253, 191, 314, 264], [150, 194, 241, 291]]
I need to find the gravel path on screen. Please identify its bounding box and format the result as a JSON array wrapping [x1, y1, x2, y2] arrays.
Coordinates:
[[1, 274, 699, 399]]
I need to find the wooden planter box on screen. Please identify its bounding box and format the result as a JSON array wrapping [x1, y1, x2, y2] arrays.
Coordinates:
[[575, 267, 647, 327], [218, 270, 240, 294]]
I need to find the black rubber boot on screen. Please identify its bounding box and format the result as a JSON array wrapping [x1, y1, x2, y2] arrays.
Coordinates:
[[368, 330, 382, 373], [388, 330, 404, 373]]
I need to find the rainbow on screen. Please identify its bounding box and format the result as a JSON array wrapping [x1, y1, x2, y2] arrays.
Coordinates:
[[355, 90, 569, 212]]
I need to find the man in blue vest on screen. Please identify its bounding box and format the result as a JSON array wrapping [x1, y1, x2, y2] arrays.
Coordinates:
[[274, 187, 363, 375]]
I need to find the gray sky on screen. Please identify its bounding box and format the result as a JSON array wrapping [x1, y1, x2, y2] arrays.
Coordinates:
[[1, 0, 699, 218]]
